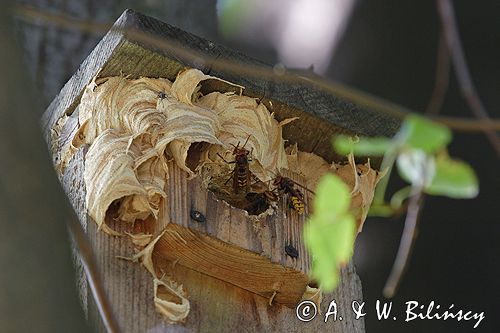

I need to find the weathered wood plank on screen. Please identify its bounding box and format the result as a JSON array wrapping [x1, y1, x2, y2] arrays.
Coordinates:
[[156, 223, 309, 307], [166, 162, 310, 276], [47, 9, 371, 333], [42, 9, 400, 164], [154, 260, 366, 333], [60, 146, 89, 319], [61, 146, 365, 333], [62, 148, 162, 332]]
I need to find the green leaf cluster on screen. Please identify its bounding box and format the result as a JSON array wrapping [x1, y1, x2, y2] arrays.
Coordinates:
[[306, 114, 479, 293], [304, 174, 355, 292], [333, 115, 478, 203]]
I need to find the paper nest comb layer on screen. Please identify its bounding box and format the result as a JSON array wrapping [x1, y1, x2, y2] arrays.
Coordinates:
[[53, 68, 384, 323]]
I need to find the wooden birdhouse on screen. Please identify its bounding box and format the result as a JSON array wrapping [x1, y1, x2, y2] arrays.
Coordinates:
[[43, 9, 398, 333]]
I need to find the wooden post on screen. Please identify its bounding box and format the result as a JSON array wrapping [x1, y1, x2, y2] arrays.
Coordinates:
[[44, 9, 398, 333]]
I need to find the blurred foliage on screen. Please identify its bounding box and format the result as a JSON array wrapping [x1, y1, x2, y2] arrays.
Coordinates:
[[217, 0, 253, 38], [308, 115, 478, 292], [334, 115, 478, 215], [304, 174, 355, 292]]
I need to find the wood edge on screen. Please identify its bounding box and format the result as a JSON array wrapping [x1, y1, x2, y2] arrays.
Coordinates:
[[40, 9, 132, 145], [42, 9, 401, 151]]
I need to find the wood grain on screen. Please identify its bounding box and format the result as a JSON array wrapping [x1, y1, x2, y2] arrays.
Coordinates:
[[142, 161, 313, 307], [61, 149, 365, 333], [155, 223, 309, 307], [46, 9, 374, 333], [166, 162, 311, 275]]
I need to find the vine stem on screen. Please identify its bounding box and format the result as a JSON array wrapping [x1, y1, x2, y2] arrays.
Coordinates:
[[383, 185, 425, 298], [12, 4, 500, 133], [426, 29, 450, 115], [68, 216, 121, 333], [437, 0, 500, 157]]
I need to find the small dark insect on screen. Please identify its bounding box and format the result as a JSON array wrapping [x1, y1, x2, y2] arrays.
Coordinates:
[[158, 91, 167, 99], [190, 209, 206, 223], [217, 135, 253, 194], [285, 244, 299, 258]]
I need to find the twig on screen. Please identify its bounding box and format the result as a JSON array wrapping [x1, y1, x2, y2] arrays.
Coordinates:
[[426, 29, 450, 115], [437, 0, 500, 157], [11, 3, 111, 33], [12, 4, 500, 133], [383, 186, 425, 298], [68, 217, 121, 333]]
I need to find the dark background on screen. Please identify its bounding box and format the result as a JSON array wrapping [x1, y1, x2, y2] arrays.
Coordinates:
[[11, 0, 500, 332]]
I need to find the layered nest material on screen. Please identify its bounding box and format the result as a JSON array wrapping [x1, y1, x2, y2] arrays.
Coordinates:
[[53, 68, 385, 323]]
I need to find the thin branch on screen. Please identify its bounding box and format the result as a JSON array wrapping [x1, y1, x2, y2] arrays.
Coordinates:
[[426, 29, 450, 115], [437, 0, 500, 157], [12, 4, 111, 34], [372, 147, 397, 205], [383, 186, 425, 298], [12, 4, 500, 133], [68, 216, 121, 333]]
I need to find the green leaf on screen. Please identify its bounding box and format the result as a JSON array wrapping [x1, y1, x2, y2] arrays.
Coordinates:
[[396, 149, 435, 186], [304, 173, 355, 292], [313, 173, 351, 220], [305, 215, 355, 291], [368, 204, 397, 217], [389, 186, 412, 209], [333, 135, 392, 156], [425, 155, 479, 198], [397, 115, 452, 153]]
